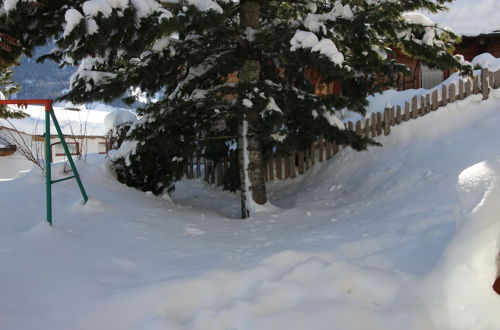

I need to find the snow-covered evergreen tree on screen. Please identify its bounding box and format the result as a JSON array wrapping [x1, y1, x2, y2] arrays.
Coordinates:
[[0, 32, 23, 118], [0, 0, 469, 217]]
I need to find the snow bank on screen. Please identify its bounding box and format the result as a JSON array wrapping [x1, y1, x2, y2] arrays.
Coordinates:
[[103, 109, 137, 131], [414, 159, 500, 329]]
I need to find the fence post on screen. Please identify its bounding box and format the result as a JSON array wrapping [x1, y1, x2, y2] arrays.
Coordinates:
[[384, 108, 390, 135], [411, 96, 418, 119], [459, 79, 465, 99], [298, 151, 305, 174], [376, 112, 382, 135], [473, 75, 480, 94], [396, 106, 401, 125], [449, 84, 456, 103], [404, 101, 410, 121], [371, 113, 377, 137], [431, 90, 438, 111], [495, 70, 500, 89], [482, 68, 490, 100], [442, 84, 448, 107]]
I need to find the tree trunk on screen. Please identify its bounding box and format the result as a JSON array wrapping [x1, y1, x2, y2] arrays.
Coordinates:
[[238, 0, 268, 218]]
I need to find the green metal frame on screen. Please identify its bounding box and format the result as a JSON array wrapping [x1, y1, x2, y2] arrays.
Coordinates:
[[0, 99, 88, 226]]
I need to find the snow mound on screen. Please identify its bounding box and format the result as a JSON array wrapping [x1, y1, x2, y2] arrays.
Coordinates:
[[103, 109, 137, 131], [415, 159, 500, 330], [471, 53, 500, 71]]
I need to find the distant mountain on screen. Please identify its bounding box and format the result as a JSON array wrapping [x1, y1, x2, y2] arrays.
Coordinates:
[[12, 44, 75, 100]]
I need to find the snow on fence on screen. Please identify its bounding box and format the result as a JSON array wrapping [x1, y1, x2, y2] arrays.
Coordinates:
[[186, 68, 500, 186]]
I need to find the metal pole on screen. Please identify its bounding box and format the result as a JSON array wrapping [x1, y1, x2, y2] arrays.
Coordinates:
[[44, 102, 52, 225], [49, 108, 89, 203]]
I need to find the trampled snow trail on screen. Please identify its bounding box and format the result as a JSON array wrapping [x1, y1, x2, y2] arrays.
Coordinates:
[[1, 90, 500, 329]]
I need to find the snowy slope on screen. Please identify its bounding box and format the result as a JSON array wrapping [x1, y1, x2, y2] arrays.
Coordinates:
[[1, 91, 500, 329]]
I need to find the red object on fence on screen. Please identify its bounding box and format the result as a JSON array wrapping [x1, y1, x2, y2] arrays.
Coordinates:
[[0, 99, 53, 111]]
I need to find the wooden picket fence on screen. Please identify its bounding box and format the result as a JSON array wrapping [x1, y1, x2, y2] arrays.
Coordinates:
[[186, 68, 500, 186]]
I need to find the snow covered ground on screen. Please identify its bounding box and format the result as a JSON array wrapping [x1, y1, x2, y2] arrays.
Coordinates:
[[1, 89, 500, 329]]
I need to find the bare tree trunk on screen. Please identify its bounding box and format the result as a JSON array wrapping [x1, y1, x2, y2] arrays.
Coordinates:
[[238, 0, 268, 219]]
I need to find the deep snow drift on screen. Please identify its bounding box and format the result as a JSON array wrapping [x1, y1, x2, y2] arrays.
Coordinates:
[[1, 91, 500, 329]]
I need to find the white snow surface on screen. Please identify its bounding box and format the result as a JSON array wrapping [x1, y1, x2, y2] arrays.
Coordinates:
[[422, 0, 500, 36], [103, 109, 137, 131], [0, 105, 110, 136], [2, 89, 500, 328]]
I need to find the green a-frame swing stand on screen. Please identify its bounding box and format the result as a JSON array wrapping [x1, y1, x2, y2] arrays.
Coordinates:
[[0, 99, 88, 226]]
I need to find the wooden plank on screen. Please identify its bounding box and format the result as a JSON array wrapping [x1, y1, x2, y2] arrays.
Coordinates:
[[383, 108, 390, 136], [305, 148, 311, 171], [396, 106, 401, 125], [275, 154, 283, 180], [326, 141, 332, 160], [431, 90, 438, 111], [411, 96, 418, 119], [318, 138, 324, 162], [371, 112, 377, 137], [284, 153, 290, 179], [390, 107, 395, 126], [376, 112, 382, 136], [459, 79, 464, 100], [365, 118, 371, 137], [449, 84, 456, 103], [310, 143, 316, 166], [267, 156, 274, 181], [196, 157, 201, 178], [189, 158, 194, 179], [482, 68, 489, 100], [355, 120, 362, 135], [494, 70, 500, 89], [442, 84, 448, 107], [298, 151, 305, 174], [210, 161, 216, 185], [425, 94, 431, 113], [290, 154, 296, 179], [465, 79, 472, 97], [348, 121, 354, 131], [203, 161, 209, 184], [404, 101, 410, 121], [215, 162, 221, 186], [420, 95, 426, 115], [473, 75, 480, 94], [489, 71, 494, 89]]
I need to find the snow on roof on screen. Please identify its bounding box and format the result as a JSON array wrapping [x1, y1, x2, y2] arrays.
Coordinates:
[[422, 0, 500, 37], [0, 105, 112, 137]]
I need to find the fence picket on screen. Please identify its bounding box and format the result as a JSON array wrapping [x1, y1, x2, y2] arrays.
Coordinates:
[[396, 106, 401, 125], [384, 108, 390, 135], [267, 156, 274, 181], [371, 113, 377, 136], [404, 101, 410, 121], [495, 70, 500, 89], [449, 84, 456, 103], [411, 96, 418, 119], [376, 112, 382, 136], [290, 154, 296, 179], [298, 151, 305, 174], [318, 138, 324, 162], [473, 76, 480, 94], [442, 84, 448, 106], [326, 141, 332, 160], [431, 90, 438, 111], [465, 79, 472, 97], [459, 79, 465, 99], [482, 68, 489, 100], [284, 153, 290, 179], [355, 120, 362, 135], [365, 119, 371, 137], [276, 154, 283, 180]]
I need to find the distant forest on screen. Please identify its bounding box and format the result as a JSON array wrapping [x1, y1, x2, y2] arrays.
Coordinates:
[[12, 43, 74, 100]]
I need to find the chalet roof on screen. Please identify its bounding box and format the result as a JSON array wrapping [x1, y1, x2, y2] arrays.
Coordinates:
[[423, 0, 500, 37]]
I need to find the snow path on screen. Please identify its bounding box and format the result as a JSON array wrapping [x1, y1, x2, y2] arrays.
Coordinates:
[[1, 91, 500, 328]]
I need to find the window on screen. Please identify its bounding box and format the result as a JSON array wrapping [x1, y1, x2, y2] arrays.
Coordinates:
[[54, 142, 79, 156], [98, 141, 108, 154]]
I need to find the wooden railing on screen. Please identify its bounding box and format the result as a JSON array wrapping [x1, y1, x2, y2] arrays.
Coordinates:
[[186, 68, 500, 186]]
